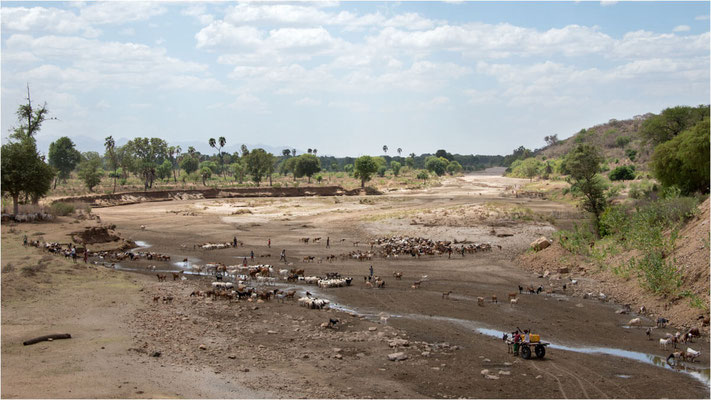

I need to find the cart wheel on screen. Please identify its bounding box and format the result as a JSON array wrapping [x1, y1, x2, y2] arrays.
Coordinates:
[[535, 344, 546, 359], [521, 345, 532, 360]]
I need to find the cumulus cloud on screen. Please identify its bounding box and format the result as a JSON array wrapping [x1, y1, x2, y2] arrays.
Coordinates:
[[673, 25, 691, 32]]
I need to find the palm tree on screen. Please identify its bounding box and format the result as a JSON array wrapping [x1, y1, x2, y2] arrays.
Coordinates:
[[209, 137, 227, 178], [282, 149, 291, 157], [383, 145, 388, 154], [397, 147, 402, 157], [313, 148, 317, 156], [173, 145, 182, 182], [292, 149, 296, 156], [104, 136, 117, 193], [307, 148, 313, 154]]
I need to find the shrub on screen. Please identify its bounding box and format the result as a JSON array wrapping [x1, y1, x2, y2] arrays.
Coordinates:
[[609, 165, 636, 181], [554, 223, 595, 256], [50, 202, 75, 216], [614, 136, 631, 148], [625, 149, 637, 161], [598, 205, 628, 237]]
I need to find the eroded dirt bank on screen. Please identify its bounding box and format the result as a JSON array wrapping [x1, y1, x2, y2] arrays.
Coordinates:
[[2, 171, 709, 398]]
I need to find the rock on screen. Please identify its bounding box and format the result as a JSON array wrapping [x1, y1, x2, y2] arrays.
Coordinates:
[[267, 330, 277, 334], [388, 338, 410, 347], [485, 374, 500, 380], [228, 355, 236, 359], [334, 354, 343, 360], [151, 351, 161, 357], [368, 327, 377, 331], [480, 369, 490, 375], [535, 375, 543, 379], [421, 351, 431, 357], [483, 358, 490, 362], [387, 352, 408, 361], [498, 370, 511, 375], [530, 237, 552, 252], [320, 322, 329, 328], [243, 368, 250, 372], [504, 362, 512, 366], [543, 270, 550, 278], [199, 344, 207, 350], [557, 266, 569, 274]]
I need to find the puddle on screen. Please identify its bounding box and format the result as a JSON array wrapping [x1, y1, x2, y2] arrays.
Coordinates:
[[130, 240, 152, 252]]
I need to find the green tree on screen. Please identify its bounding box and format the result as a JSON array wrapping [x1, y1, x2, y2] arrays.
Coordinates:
[[231, 161, 246, 184], [245, 148, 273, 186], [390, 161, 402, 177], [344, 163, 354, 174], [519, 158, 541, 181], [561, 144, 607, 234], [417, 170, 429, 182], [446, 160, 463, 175], [2, 140, 54, 213], [48, 136, 81, 188], [157, 159, 173, 181], [77, 157, 104, 192], [124, 137, 168, 190], [377, 165, 387, 177], [425, 156, 449, 176], [200, 166, 212, 186], [180, 156, 199, 175], [354, 156, 379, 188], [406, 156, 415, 169], [294, 154, 321, 183], [640, 105, 709, 146], [2, 92, 55, 213], [200, 160, 219, 174], [651, 117, 710, 194], [104, 136, 119, 192], [167, 145, 181, 183]]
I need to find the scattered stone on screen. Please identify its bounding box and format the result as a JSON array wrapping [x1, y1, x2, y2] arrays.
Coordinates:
[[388, 338, 410, 347], [421, 351, 431, 357], [243, 368, 250, 372], [535, 375, 543, 379], [485, 374, 500, 380], [387, 352, 408, 361], [530, 237, 552, 252], [368, 327, 377, 331], [267, 330, 277, 334], [480, 369, 490, 375], [483, 358, 491, 362], [498, 370, 511, 376], [199, 344, 206, 350], [504, 362, 512, 366], [543, 270, 550, 278], [151, 351, 161, 357], [334, 354, 343, 360], [228, 355, 237, 359]]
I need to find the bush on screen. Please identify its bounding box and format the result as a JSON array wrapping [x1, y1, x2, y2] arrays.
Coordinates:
[[554, 223, 595, 256], [614, 136, 631, 148], [628, 252, 682, 296], [625, 149, 637, 161], [651, 117, 710, 194], [50, 202, 75, 216], [598, 205, 628, 237], [377, 166, 387, 177], [609, 165, 636, 181], [628, 180, 656, 199]]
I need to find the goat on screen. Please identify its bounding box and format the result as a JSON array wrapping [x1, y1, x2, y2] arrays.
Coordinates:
[[172, 271, 183, 281], [685, 347, 701, 362], [327, 318, 339, 329], [510, 298, 518, 305], [659, 338, 672, 350], [411, 280, 422, 289], [491, 295, 498, 303], [153, 295, 161, 303], [477, 297, 484, 306], [508, 293, 517, 300], [375, 279, 385, 288], [140, 225, 146, 230], [686, 327, 700, 342], [300, 237, 310, 244], [536, 286, 543, 294], [628, 317, 642, 326], [393, 272, 403, 280], [442, 290, 452, 299], [156, 274, 167, 282], [162, 295, 173, 304], [656, 317, 669, 328]]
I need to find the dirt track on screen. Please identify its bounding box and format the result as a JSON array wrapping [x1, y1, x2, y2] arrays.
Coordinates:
[[2, 169, 709, 398]]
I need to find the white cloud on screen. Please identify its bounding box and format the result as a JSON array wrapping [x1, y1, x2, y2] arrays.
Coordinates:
[[119, 27, 135, 36], [673, 25, 691, 32], [5, 34, 221, 91], [78, 2, 166, 25], [695, 14, 710, 21], [294, 97, 321, 106], [1, 6, 99, 37], [600, 1, 618, 6]]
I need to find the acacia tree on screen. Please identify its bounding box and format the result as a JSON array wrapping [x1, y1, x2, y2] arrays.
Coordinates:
[[354, 156, 379, 188], [125, 137, 168, 190], [48, 137, 81, 189], [561, 144, 607, 235], [77, 157, 104, 192], [245, 148, 273, 186], [651, 117, 710, 194]]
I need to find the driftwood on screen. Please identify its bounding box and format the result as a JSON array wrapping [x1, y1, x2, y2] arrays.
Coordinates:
[[23, 333, 72, 346]]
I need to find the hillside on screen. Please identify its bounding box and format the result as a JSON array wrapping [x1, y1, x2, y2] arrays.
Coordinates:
[[537, 113, 655, 168], [519, 198, 710, 330]]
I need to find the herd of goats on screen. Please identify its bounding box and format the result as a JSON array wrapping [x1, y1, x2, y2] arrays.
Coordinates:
[[23, 234, 707, 367]]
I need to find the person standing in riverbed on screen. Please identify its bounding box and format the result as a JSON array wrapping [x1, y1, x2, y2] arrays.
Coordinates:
[[268, 238, 271, 248], [280, 249, 287, 262], [233, 236, 237, 247], [83, 248, 88, 264], [369, 265, 374, 279], [326, 237, 330, 248]]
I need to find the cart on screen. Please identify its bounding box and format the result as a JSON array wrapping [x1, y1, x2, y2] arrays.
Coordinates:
[[519, 340, 549, 359]]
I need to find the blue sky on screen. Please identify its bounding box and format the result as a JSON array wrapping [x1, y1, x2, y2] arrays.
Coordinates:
[[2, 1, 709, 157]]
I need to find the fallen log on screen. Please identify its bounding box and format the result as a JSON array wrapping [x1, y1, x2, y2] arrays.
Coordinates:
[[23, 333, 72, 346]]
